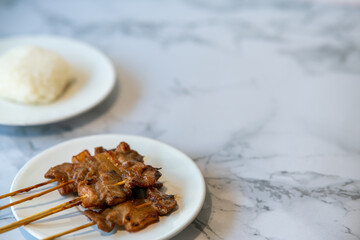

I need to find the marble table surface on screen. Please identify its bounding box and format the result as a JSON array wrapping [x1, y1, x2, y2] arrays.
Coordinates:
[[0, 0, 360, 239]]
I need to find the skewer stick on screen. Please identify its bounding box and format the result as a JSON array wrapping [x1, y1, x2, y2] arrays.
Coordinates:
[[135, 202, 151, 208], [42, 222, 96, 240], [0, 180, 75, 211], [0, 179, 57, 200], [113, 179, 126, 186], [0, 196, 86, 234], [43, 200, 153, 239]]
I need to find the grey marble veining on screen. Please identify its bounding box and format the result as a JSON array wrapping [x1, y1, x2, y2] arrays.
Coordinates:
[[0, 0, 360, 239]]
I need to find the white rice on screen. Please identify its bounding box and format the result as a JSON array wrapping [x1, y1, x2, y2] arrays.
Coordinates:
[[0, 46, 72, 104]]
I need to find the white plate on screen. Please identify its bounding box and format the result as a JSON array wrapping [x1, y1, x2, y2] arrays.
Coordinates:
[[0, 35, 115, 126], [10, 134, 206, 240]]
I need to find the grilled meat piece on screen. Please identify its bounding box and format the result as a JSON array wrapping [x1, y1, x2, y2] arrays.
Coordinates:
[[92, 151, 124, 176], [124, 201, 159, 232], [105, 201, 133, 227], [44, 163, 75, 195], [94, 146, 106, 155], [83, 200, 157, 233], [98, 170, 132, 206], [114, 142, 144, 168], [85, 188, 177, 233], [78, 170, 131, 208], [71, 150, 92, 164], [81, 186, 177, 234], [77, 180, 104, 208], [106, 199, 159, 232], [147, 187, 177, 215], [124, 162, 162, 188], [44, 163, 95, 195], [83, 209, 114, 232]]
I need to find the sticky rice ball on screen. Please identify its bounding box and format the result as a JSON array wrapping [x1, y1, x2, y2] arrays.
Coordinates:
[[0, 46, 72, 104]]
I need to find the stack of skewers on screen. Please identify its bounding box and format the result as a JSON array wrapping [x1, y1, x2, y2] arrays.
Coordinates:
[[0, 142, 178, 239]]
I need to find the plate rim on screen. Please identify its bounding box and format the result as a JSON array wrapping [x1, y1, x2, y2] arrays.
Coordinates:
[[10, 134, 206, 240], [0, 35, 116, 126]]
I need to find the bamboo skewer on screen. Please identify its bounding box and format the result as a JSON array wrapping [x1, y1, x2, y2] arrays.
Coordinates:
[[42, 222, 96, 240], [43, 201, 154, 239], [0, 196, 86, 234], [0, 180, 75, 211], [0, 179, 57, 200], [113, 179, 126, 186], [135, 202, 151, 209]]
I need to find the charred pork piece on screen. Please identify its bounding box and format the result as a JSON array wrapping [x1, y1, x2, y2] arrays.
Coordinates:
[[92, 151, 124, 176], [106, 199, 159, 232], [78, 170, 131, 208], [71, 149, 92, 164], [44, 163, 75, 195], [81, 188, 177, 234], [83, 209, 114, 232], [73, 150, 124, 177], [94, 146, 106, 154], [105, 201, 132, 228], [77, 180, 103, 208], [72, 165, 97, 186], [124, 201, 159, 232], [147, 187, 177, 215], [44, 163, 95, 195], [114, 142, 144, 168], [83, 200, 156, 233], [124, 162, 162, 188], [98, 170, 132, 206]]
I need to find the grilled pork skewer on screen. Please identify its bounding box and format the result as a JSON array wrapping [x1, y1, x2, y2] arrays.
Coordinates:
[[43, 188, 177, 239], [0, 179, 128, 211], [42, 202, 153, 240], [0, 185, 176, 236], [44, 142, 161, 209], [42, 202, 152, 240], [0, 141, 147, 199], [0, 141, 177, 236], [0, 142, 159, 210]]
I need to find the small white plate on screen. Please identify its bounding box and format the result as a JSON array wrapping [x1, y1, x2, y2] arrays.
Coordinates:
[[10, 134, 206, 240], [0, 35, 115, 126]]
